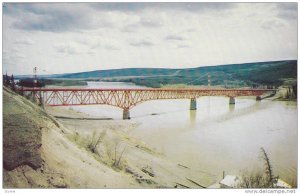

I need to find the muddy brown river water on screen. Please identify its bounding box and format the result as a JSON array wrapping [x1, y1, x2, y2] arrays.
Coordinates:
[[59, 81, 297, 185]]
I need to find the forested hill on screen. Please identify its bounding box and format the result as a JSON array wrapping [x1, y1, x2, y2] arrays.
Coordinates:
[[16, 60, 297, 88]]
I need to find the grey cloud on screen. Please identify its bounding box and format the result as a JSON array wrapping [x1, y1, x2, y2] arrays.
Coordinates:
[[277, 3, 297, 12], [5, 4, 81, 32], [104, 45, 120, 50], [261, 20, 284, 30], [140, 18, 163, 27], [3, 50, 26, 67], [121, 17, 163, 33], [89, 3, 148, 12], [90, 2, 235, 13], [4, 3, 112, 32], [14, 53, 26, 59], [122, 23, 139, 33], [165, 35, 186, 41], [277, 11, 297, 20], [15, 38, 34, 45], [54, 44, 80, 55], [177, 44, 190, 48], [276, 3, 297, 20], [90, 42, 101, 49], [129, 40, 154, 47], [86, 40, 120, 51], [186, 28, 197, 33], [3, 3, 235, 33], [180, 2, 235, 12], [87, 51, 96, 56]]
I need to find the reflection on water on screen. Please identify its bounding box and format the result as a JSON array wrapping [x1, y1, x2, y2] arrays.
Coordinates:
[[67, 82, 297, 184], [86, 81, 148, 89], [189, 110, 197, 125], [229, 104, 235, 112]]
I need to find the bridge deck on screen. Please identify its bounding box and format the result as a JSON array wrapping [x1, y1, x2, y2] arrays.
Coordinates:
[[20, 87, 276, 92], [19, 87, 276, 119]]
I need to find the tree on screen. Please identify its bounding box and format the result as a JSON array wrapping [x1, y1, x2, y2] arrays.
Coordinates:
[[238, 148, 278, 188], [260, 147, 278, 188], [292, 84, 297, 99], [4, 73, 10, 86], [10, 74, 15, 90]]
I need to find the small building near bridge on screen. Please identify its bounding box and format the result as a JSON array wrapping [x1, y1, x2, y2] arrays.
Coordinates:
[[220, 175, 240, 188]]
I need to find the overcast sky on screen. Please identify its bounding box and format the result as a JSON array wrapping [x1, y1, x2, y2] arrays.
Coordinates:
[[3, 2, 298, 75]]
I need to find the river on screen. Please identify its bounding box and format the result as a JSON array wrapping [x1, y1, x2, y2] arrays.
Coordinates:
[[60, 81, 298, 185]]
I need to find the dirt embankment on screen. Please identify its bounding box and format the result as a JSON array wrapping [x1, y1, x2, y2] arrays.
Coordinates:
[[3, 87, 44, 171], [3, 87, 215, 188], [272, 86, 297, 101], [3, 87, 139, 188]]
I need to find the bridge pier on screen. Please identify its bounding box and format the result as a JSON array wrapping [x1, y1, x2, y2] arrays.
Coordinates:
[[190, 98, 197, 110], [256, 96, 262, 101], [29, 91, 35, 102], [123, 109, 130, 120], [229, 96, 235, 105]]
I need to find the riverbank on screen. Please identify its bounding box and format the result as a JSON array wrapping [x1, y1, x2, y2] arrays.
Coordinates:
[[45, 106, 217, 188], [271, 86, 297, 101], [3, 87, 215, 188], [3, 87, 140, 188]]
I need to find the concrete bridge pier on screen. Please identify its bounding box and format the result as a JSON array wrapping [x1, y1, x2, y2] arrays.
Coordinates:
[[30, 91, 35, 102], [123, 108, 130, 120], [256, 96, 262, 101], [190, 98, 197, 110], [229, 96, 235, 105], [39, 92, 44, 109]]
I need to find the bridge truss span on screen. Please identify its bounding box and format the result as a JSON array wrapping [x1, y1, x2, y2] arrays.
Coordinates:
[[20, 88, 275, 119]]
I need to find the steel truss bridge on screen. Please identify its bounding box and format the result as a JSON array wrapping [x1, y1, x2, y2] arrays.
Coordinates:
[[19, 88, 275, 119]]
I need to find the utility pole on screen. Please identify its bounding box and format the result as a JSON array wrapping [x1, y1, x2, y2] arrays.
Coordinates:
[[208, 73, 211, 88], [33, 67, 37, 87], [32, 66, 43, 107]]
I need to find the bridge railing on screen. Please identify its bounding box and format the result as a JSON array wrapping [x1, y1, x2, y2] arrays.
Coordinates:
[[18, 87, 275, 106], [17, 87, 276, 119]]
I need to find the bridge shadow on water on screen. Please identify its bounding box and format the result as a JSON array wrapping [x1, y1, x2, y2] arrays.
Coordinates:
[[127, 108, 190, 120], [107, 98, 274, 122], [53, 115, 113, 120], [186, 99, 274, 130]]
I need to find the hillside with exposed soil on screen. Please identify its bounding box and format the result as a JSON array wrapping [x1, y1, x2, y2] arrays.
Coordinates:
[[3, 87, 215, 188], [3, 87, 140, 188]]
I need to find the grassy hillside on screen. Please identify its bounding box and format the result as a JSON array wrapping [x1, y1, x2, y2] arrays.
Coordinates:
[[108, 60, 297, 88], [52, 68, 180, 79], [3, 87, 44, 171], [15, 60, 297, 88], [3, 87, 217, 188]]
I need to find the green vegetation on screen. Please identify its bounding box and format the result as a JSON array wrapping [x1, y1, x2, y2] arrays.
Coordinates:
[[130, 60, 297, 88], [17, 78, 87, 87], [70, 130, 127, 171], [284, 86, 296, 99], [18, 78, 45, 87], [42, 79, 88, 86], [87, 131, 106, 154], [3, 87, 44, 170], [14, 60, 297, 88], [237, 148, 296, 188]]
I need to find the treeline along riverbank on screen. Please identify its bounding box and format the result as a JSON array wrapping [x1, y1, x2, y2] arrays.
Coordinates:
[[15, 60, 297, 89]]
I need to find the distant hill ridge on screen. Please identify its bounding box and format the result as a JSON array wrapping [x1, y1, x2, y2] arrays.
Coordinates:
[[40, 60, 297, 79], [15, 60, 297, 88]]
